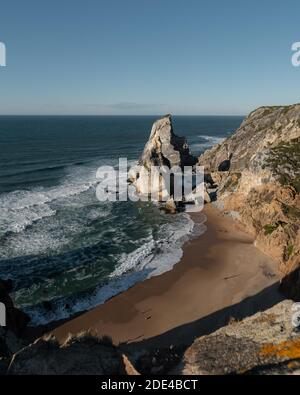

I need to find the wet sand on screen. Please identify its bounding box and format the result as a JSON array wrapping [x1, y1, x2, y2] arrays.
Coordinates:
[[52, 204, 282, 347]]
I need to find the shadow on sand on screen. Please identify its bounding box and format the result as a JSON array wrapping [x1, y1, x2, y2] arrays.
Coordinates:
[[121, 280, 285, 356]]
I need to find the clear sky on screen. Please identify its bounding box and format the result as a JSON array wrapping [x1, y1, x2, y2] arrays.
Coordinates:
[[0, 0, 300, 115]]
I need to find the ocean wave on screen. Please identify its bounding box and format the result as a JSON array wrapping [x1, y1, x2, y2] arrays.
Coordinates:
[[0, 157, 208, 326], [0, 168, 98, 237], [0, 158, 137, 234], [191, 135, 225, 152], [22, 212, 207, 326]]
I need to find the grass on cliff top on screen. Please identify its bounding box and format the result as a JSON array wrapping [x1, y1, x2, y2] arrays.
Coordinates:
[[264, 223, 279, 235], [263, 221, 287, 235], [287, 245, 294, 258], [265, 138, 300, 192]]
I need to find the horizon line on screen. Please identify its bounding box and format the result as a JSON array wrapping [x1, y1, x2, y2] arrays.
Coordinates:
[[0, 114, 246, 117]]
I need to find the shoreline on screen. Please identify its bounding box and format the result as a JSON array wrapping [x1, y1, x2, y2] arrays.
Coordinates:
[[50, 204, 283, 348]]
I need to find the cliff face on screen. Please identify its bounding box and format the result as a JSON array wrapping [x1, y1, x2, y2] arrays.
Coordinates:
[[199, 105, 300, 291], [199, 105, 300, 178]]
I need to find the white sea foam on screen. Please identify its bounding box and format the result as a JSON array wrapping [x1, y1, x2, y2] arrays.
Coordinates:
[[1, 158, 208, 325], [24, 212, 207, 325], [0, 181, 96, 237], [0, 159, 136, 237], [191, 135, 225, 152]]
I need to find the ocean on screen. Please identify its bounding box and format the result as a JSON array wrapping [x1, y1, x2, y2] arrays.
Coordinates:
[[0, 115, 244, 324]]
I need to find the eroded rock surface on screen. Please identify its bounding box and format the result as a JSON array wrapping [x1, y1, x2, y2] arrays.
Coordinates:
[[129, 115, 197, 206], [139, 115, 197, 170], [178, 300, 300, 375], [198, 105, 300, 289]]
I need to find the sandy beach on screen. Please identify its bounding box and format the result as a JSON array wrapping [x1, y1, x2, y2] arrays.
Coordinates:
[[52, 204, 283, 349]]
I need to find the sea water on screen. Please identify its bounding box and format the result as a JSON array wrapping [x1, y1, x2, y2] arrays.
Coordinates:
[[0, 115, 243, 324]]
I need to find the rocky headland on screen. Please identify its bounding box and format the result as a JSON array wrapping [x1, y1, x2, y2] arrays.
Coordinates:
[[199, 105, 300, 298]]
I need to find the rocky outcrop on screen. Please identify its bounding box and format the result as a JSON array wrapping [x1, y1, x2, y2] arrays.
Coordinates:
[[129, 115, 197, 208], [199, 105, 300, 283], [8, 301, 300, 376], [177, 300, 300, 375], [8, 333, 125, 375], [199, 105, 300, 175]]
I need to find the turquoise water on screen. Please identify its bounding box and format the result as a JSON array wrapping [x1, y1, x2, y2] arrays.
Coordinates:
[[0, 115, 243, 324]]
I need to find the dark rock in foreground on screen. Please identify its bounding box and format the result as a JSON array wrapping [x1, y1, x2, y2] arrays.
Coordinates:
[[8, 333, 125, 375], [175, 300, 300, 375]]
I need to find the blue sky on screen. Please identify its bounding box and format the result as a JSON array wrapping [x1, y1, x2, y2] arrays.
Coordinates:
[[0, 0, 300, 115]]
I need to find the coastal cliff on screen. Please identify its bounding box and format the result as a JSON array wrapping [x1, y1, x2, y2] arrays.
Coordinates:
[[199, 105, 300, 296]]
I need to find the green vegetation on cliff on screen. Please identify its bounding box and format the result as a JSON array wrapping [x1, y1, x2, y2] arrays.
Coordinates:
[[265, 138, 300, 192]]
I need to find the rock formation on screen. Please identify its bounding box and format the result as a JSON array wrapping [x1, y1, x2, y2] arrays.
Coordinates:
[[199, 105, 300, 291], [129, 115, 198, 209], [6, 300, 300, 375], [177, 300, 300, 375], [8, 333, 125, 375]]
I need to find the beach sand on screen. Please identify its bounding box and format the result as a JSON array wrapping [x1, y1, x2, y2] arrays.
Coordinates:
[[52, 204, 283, 349]]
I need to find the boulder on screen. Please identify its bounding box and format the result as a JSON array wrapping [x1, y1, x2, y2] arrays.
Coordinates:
[[8, 333, 125, 375], [164, 198, 177, 214], [177, 300, 300, 375]]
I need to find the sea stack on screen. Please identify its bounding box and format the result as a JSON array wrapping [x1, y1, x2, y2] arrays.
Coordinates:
[[139, 114, 197, 169], [129, 115, 197, 208]]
